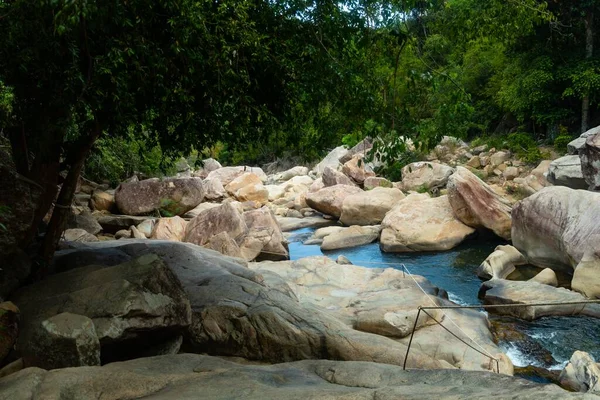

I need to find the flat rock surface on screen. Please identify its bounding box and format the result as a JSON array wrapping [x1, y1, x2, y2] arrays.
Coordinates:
[[0, 354, 587, 400], [277, 216, 336, 231], [480, 279, 600, 320]]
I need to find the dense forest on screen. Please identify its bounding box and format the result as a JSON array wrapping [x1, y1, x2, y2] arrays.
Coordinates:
[[0, 0, 598, 260]]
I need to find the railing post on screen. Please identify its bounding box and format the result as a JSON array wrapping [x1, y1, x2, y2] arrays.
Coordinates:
[[403, 306, 421, 370]]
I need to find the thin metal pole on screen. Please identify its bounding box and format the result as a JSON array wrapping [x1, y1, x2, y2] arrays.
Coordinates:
[[417, 300, 600, 310], [403, 307, 421, 370]]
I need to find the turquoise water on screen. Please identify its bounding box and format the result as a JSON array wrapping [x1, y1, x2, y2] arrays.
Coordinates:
[[288, 228, 600, 369]]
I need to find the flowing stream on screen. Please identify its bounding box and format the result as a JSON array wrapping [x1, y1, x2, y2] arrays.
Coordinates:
[[287, 227, 600, 374]]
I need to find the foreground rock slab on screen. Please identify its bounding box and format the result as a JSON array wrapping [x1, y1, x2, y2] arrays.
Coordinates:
[[250, 257, 510, 373], [0, 354, 581, 400]]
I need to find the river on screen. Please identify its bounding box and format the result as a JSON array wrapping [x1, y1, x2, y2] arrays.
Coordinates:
[[287, 227, 600, 374]]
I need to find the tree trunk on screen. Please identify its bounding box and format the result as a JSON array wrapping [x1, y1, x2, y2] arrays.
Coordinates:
[[582, 11, 594, 134], [39, 126, 102, 266]]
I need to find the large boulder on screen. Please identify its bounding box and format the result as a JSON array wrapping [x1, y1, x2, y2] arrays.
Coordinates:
[[66, 211, 102, 235], [312, 146, 350, 176], [114, 178, 204, 216], [572, 250, 600, 299], [241, 207, 289, 261], [23, 312, 101, 370], [511, 186, 600, 273], [250, 257, 511, 373], [202, 158, 222, 173], [341, 154, 375, 184], [447, 167, 512, 240], [339, 137, 373, 164], [400, 162, 454, 192], [225, 173, 263, 196], [184, 202, 247, 246], [320, 225, 381, 250], [340, 187, 405, 226], [50, 241, 447, 370], [271, 166, 309, 183], [201, 178, 227, 201], [150, 216, 188, 241], [580, 132, 600, 190], [559, 351, 600, 394], [206, 166, 267, 186], [479, 279, 600, 320], [381, 194, 475, 252], [322, 166, 357, 187], [234, 183, 269, 205], [0, 353, 579, 400], [546, 155, 587, 189], [568, 125, 600, 155], [305, 185, 363, 218], [11, 254, 192, 366], [89, 191, 115, 212]]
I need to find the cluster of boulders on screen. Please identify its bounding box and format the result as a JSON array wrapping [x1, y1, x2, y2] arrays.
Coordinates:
[[4, 129, 600, 396]]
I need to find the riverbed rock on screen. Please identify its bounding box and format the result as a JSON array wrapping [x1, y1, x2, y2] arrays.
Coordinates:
[[530, 268, 558, 287], [0, 353, 582, 400], [206, 166, 267, 186], [322, 166, 357, 187], [136, 219, 155, 238], [66, 211, 102, 235], [250, 257, 510, 373], [150, 216, 188, 241], [447, 167, 512, 240], [479, 279, 600, 320], [129, 225, 146, 239], [490, 151, 510, 167], [305, 184, 363, 218], [241, 207, 289, 261], [400, 162, 454, 191], [271, 166, 309, 183], [363, 176, 393, 190], [94, 214, 155, 234], [312, 146, 349, 176], [265, 184, 286, 201], [89, 191, 115, 212], [62, 229, 98, 243], [572, 250, 600, 299], [559, 351, 600, 394], [569, 126, 600, 155], [225, 173, 262, 195], [51, 241, 445, 370], [201, 178, 227, 201], [477, 245, 528, 280], [0, 302, 19, 364], [184, 202, 247, 246], [511, 186, 600, 273], [11, 254, 192, 367], [339, 137, 373, 164], [546, 155, 587, 189], [182, 202, 220, 219], [277, 216, 336, 232], [22, 312, 100, 370], [341, 154, 375, 184], [309, 177, 325, 192], [580, 132, 600, 190], [380, 194, 475, 252], [115, 177, 204, 216], [205, 232, 244, 259], [321, 225, 381, 250], [340, 187, 405, 226]]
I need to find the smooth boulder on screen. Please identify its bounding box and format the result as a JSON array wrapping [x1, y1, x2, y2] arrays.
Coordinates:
[[341, 154, 375, 184], [381, 194, 475, 252], [320, 225, 381, 250], [546, 155, 587, 189], [340, 187, 405, 226], [305, 184, 363, 218], [312, 146, 349, 176], [322, 166, 357, 187], [477, 245, 528, 280], [401, 162, 454, 191], [115, 177, 204, 216], [447, 167, 512, 240], [559, 351, 600, 394]]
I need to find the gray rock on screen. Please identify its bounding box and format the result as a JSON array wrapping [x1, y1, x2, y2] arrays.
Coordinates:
[[322, 166, 356, 187], [12, 254, 191, 366], [580, 132, 600, 190], [0, 354, 582, 400], [546, 155, 587, 189], [479, 279, 600, 320], [66, 211, 102, 235], [22, 312, 100, 369], [559, 351, 600, 393], [95, 214, 155, 234], [312, 146, 350, 176], [336, 255, 353, 265], [401, 162, 454, 192], [62, 229, 98, 243], [115, 177, 205, 216]]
